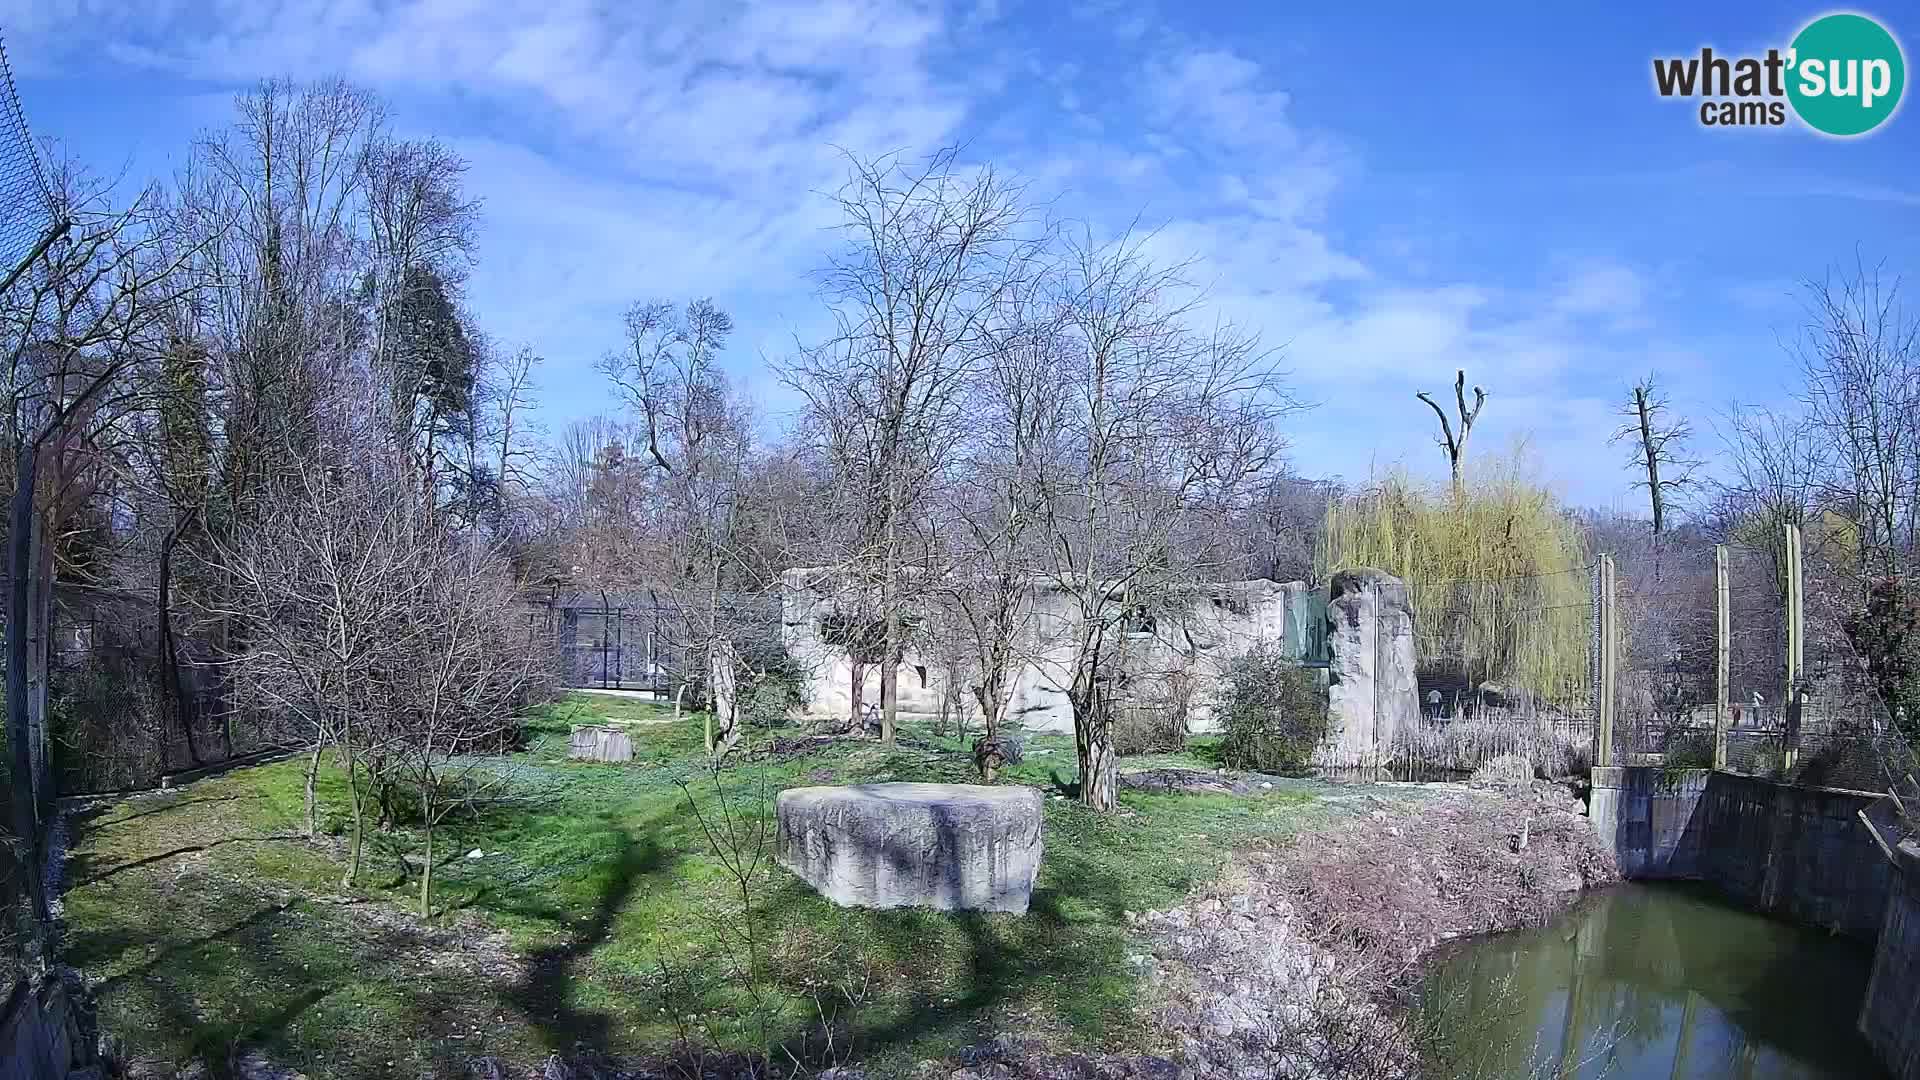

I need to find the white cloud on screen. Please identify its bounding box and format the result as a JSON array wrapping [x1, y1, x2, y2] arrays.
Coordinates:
[[1552, 262, 1645, 319], [5, 0, 1736, 507]]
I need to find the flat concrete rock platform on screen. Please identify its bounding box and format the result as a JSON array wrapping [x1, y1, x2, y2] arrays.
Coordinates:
[[775, 782, 1044, 914]]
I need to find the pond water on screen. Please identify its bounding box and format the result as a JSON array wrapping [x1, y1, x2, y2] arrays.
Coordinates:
[[1420, 882, 1888, 1079]]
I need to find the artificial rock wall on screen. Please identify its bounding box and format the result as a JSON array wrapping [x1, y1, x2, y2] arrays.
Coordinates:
[[778, 569, 1309, 734]]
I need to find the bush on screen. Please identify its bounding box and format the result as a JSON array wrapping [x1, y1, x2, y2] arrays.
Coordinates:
[[1215, 643, 1327, 774], [1395, 715, 1594, 780], [1112, 701, 1189, 756], [735, 640, 809, 729], [1660, 729, 1715, 770]]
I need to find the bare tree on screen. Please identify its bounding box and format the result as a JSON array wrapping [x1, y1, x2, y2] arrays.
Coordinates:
[[1611, 374, 1700, 535], [197, 401, 423, 886], [391, 541, 545, 917], [1030, 231, 1298, 810], [784, 150, 1040, 745], [1416, 369, 1486, 499], [1792, 261, 1920, 576], [1712, 404, 1826, 599], [932, 281, 1066, 756], [598, 298, 775, 753]]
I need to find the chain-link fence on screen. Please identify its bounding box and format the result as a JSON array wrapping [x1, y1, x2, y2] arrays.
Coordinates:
[[42, 583, 283, 795], [529, 587, 783, 699]]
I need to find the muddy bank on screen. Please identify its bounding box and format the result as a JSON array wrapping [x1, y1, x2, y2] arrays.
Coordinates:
[[1131, 778, 1616, 1080]]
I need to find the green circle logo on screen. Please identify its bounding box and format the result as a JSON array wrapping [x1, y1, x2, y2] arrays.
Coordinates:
[[1787, 13, 1906, 136]]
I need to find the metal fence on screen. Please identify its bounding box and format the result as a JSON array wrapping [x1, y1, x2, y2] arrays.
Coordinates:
[[526, 587, 783, 697], [1368, 522, 1916, 795]]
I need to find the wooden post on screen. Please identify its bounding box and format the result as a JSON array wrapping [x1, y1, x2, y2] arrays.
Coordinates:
[[1598, 554, 1616, 768], [1715, 544, 1730, 771], [1784, 522, 1804, 773]]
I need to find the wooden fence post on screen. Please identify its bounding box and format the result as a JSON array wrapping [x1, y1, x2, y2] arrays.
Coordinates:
[[1785, 522, 1804, 773], [1715, 544, 1730, 771], [1598, 554, 1616, 768]]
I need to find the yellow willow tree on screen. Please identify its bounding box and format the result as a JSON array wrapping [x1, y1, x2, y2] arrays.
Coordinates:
[[1319, 450, 1591, 699]]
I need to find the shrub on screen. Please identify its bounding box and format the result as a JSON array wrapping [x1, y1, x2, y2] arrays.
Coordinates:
[[1112, 699, 1189, 756], [1215, 643, 1328, 774], [1392, 714, 1594, 780], [735, 640, 809, 729], [1660, 729, 1715, 770]]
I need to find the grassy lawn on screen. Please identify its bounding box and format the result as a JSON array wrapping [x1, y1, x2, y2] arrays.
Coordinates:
[[60, 693, 1357, 1077]]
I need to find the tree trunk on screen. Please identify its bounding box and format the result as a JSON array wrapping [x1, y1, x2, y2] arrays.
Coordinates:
[[5, 440, 50, 955], [1074, 675, 1117, 811], [1634, 386, 1666, 535], [419, 797, 434, 919], [157, 523, 202, 767], [973, 673, 1004, 742], [880, 661, 897, 744], [849, 658, 866, 726], [882, 467, 899, 746], [342, 738, 364, 888], [26, 508, 53, 817], [304, 742, 323, 839]]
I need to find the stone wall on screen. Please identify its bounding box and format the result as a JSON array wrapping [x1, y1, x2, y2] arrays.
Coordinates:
[[779, 569, 1308, 733], [1588, 766, 1895, 939], [1861, 840, 1920, 1080]]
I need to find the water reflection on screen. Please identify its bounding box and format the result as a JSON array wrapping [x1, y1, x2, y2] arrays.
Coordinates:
[[1420, 883, 1887, 1079]]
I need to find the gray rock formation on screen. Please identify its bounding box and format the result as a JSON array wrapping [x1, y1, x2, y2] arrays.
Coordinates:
[[566, 725, 632, 763], [776, 782, 1044, 914], [1322, 568, 1420, 769]]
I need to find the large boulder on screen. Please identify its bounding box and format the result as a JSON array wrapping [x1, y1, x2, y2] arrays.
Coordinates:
[[776, 782, 1044, 914], [567, 726, 632, 763], [1322, 568, 1420, 770]]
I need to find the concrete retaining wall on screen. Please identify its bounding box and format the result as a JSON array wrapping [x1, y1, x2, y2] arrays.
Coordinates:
[[1590, 765, 1912, 1078], [1586, 766, 1710, 879], [1588, 766, 1895, 939], [1695, 771, 1895, 938], [1861, 841, 1920, 1080]]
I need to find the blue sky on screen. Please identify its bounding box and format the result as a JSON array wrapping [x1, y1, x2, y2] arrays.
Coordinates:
[[5, 0, 1918, 510]]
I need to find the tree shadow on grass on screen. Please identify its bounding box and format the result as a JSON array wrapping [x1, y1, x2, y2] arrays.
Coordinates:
[[501, 827, 665, 1058], [743, 797, 1165, 1072]]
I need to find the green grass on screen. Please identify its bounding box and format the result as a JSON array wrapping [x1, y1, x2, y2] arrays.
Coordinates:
[[60, 694, 1353, 1078]]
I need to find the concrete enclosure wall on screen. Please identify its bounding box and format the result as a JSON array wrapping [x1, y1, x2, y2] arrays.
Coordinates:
[[1589, 766, 1914, 1077], [1861, 840, 1920, 1080], [1588, 766, 1895, 939], [779, 568, 1309, 733]]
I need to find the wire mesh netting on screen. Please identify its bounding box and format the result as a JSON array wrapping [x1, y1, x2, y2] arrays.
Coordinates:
[[533, 588, 784, 697], [1383, 566, 1599, 782], [1610, 541, 1771, 767], [0, 35, 57, 276]]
